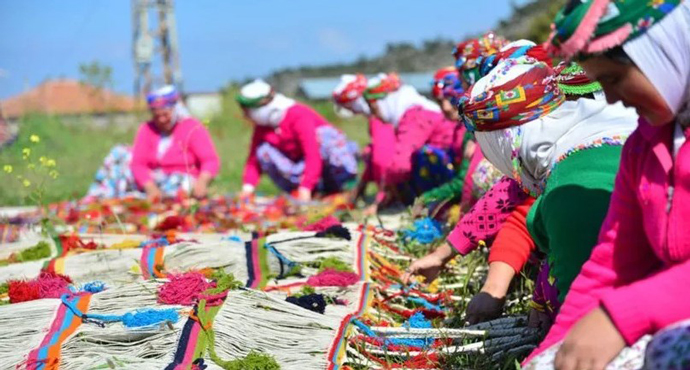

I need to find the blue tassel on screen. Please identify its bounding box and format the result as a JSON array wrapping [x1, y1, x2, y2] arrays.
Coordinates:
[[402, 217, 443, 244], [82, 281, 107, 293]]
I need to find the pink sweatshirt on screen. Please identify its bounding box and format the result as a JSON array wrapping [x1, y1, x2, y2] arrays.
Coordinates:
[[242, 103, 331, 191], [130, 117, 220, 188], [526, 119, 690, 362], [385, 106, 464, 185]]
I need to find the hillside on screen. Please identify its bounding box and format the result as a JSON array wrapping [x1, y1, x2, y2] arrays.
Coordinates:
[[266, 0, 565, 96]]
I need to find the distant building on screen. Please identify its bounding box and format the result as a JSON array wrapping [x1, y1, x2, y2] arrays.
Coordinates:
[[297, 72, 436, 101], [184, 92, 222, 119], [0, 79, 142, 126]]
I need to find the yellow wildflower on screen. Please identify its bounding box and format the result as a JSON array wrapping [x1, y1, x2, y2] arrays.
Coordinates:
[[22, 179, 31, 187], [39, 156, 47, 164], [30, 135, 40, 143], [49, 170, 59, 179], [22, 148, 31, 159], [46, 159, 56, 167], [2, 165, 12, 173]]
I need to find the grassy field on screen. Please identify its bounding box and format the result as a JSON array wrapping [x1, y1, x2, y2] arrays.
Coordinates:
[[0, 92, 369, 206]]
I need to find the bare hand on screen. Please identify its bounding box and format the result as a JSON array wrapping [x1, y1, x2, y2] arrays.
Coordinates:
[[144, 182, 163, 203], [192, 181, 208, 199], [554, 307, 626, 370], [297, 187, 312, 202], [402, 252, 444, 285]]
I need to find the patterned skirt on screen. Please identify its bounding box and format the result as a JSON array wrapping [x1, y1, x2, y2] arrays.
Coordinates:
[[410, 145, 457, 194], [525, 318, 690, 369], [256, 126, 358, 194], [85, 145, 194, 200]]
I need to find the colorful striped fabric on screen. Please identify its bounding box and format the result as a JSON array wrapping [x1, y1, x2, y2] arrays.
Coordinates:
[[25, 294, 92, 370], [244, 232, 270, 290]]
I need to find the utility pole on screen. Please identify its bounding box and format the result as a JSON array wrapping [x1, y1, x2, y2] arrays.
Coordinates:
[[131, 0, 183, 101]]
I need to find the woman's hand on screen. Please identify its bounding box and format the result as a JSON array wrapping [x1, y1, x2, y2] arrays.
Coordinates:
[[465, 292, 506, 325], [143, 182, 163, 203], [296, 186, 312, 202], [192, 172, 212, 199], [465, 261, 514, 324], [402, 243, 457, 285], [554, 307, 626, 370]]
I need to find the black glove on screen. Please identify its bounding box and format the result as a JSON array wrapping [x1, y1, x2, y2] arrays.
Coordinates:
[[465, 292, 506, 325]]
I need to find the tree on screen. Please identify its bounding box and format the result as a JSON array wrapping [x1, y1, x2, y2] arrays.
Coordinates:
[[78, 61, 114, 114]]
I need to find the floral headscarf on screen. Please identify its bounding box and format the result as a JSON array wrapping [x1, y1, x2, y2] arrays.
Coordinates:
[[554, 61, 603, 96], [453, 32, 508, 86], [460, 57, 564, 133], [431, 67, 464, 105]]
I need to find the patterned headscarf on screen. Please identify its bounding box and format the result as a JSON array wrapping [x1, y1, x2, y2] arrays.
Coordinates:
[[453, 32, 508, 86], [554, 61, 603, 96], [431, 67, 464, 105], [363, 73, 402, 101], [147, 85, 180, 109], [332, 74, 368, 105], [467, 57, 637, 196], [459, 57, 565, 133], [478, 40, 553, 79], [548, 0, 682, 58]]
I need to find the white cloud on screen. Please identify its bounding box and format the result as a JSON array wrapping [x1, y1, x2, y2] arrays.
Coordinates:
[[318, 28, 354, 55]]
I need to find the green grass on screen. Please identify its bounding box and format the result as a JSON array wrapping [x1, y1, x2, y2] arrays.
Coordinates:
[[0, 91, 370, 206]]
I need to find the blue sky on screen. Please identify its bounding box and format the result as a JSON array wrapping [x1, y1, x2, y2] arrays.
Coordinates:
[[0, 0, 527, 99]]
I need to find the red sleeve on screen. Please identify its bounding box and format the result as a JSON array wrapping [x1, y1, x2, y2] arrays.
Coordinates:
[[488, 196, 536, 272], [242, 127, 263, 186], [292, 110, 323, 191], [130, 123, 153, 188], [186, 121, 220, 177]]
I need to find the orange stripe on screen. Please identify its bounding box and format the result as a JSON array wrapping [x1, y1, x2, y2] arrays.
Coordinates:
[[44, 295, 91, 369]]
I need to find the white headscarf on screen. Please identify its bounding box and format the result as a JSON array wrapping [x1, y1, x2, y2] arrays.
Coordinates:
[[375, 85, 440, 126], [247, 93, 295, 128], [622, 1, 690, 122], [240, 79, 296, 128], [471, 59, 639, 196], [332, 75, 371, 115], [622, 1, 690, 156]]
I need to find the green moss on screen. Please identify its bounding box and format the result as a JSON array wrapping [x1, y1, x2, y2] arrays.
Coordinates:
[[316, 257, 353, 273], [220, 351, 280, 370], [15, 241, 52, 262]]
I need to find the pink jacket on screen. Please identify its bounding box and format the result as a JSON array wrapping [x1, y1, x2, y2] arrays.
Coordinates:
[[365, 116, 395, 184], [447, 177, 529, 255], [130, 117, 220, 188], [527, 119, 690, 361], [242, 104, 333, 191], [385, 106, 464, 185]]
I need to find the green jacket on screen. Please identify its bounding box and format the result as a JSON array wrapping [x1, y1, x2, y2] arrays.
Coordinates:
[[526, 145, 623, 302]]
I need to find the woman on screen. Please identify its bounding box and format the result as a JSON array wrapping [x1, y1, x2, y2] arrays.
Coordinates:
[[405, 57, 637, 324], [417, 67, 482, 208], [238, 79, 358, 202], [453, 31, 508, 89], [85, 85, 220, 201], [332, 74, 394, 204], [362, 73, 464, 205], [525, 1, 690, 368]]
